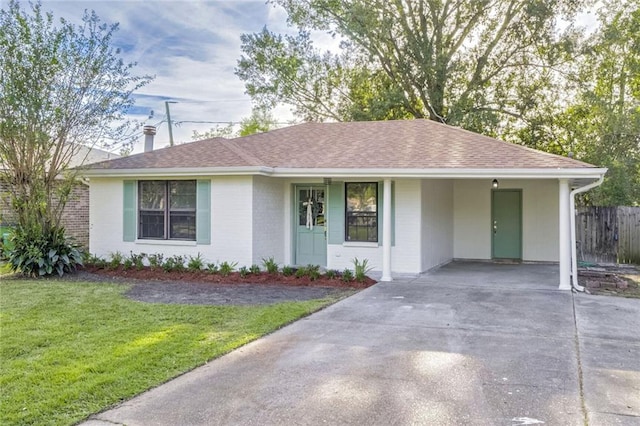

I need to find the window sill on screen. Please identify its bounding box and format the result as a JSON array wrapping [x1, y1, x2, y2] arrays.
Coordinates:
[[342, 241, 379, 248], [135, 239, 197, 247]]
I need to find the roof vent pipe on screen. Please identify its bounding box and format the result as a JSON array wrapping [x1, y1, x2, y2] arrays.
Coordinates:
[[143, 125, 156, 152]]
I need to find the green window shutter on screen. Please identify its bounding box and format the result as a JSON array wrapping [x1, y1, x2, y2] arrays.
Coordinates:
[[378, 181, 395, 246], [123, 180, 136, 242], [327, 182, 344, 244], [196, 179, 211, 245]]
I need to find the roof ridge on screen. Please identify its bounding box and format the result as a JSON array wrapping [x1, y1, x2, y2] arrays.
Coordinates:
[[421, 119, 594, 167], [219, 138, 263, 166]]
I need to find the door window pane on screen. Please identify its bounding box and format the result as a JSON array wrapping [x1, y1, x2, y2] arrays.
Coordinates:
[[299, 188, 325, 227], [345, 182, 378, 242]]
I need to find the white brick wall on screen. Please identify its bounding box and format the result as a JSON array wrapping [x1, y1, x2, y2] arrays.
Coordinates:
[[89, 176, 254, 267], [453, 179, 559, 262], [252, 176, 285, 265], [421, 179, 454, 270]]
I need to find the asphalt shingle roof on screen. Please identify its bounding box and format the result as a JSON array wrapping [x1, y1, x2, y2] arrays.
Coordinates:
[[88, 119, 595, 171]]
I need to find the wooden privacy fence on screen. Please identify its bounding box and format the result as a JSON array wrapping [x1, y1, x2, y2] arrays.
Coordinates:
[[575, 206, 640, 265]]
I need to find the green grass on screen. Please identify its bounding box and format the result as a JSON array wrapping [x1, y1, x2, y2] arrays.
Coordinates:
[[0, 280, 340, 425]]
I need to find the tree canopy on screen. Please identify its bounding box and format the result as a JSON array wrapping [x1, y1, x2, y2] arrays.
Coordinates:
[[237, 0, 640, 205], [0, 0, 152, 275]]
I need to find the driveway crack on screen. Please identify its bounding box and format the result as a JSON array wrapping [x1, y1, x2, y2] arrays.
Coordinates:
[[572, 291, 589, 426]]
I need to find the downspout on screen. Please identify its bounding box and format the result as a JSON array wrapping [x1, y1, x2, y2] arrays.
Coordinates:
[[569, 175, 605, 292]]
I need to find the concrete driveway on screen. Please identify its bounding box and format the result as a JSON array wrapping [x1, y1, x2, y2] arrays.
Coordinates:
[[84, 262, 640, 426]]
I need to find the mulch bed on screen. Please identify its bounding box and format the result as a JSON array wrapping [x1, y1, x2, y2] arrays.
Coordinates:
[[82, 265, 377, 289]]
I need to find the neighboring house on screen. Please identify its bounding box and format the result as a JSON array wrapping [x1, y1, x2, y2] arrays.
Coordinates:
[[83, 119, 606, 288], [0, 145, 119, 248]]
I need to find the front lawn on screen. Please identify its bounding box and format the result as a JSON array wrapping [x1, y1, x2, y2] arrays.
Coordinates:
[[0, 280, 339, 425]]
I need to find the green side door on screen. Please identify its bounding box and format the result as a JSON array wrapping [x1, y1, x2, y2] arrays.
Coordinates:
[[295, 186, 327, 266], [491, 189, 522, 259]]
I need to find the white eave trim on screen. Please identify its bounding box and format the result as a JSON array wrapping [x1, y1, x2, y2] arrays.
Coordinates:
[[81, 166, 274, 178], [81, 166, 607, 180], [268, 167, 608, 180]]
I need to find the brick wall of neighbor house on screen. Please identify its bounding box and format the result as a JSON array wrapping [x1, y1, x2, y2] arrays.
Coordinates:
[[0, 181, 17, 225], [60, 184, 90, 248], [0, 181, 90, 249]]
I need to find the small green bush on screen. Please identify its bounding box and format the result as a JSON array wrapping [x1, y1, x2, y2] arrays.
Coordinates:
[[281, 265, 294, 276], [128, 252, 146, 270], [108, 251, 123, 269], [147, 253, 164, 269], [206, 262, 219, 274], [219, 261, 237, 277], [163, 255, 186, 272], [239, 266, 249, 277], [187, 253, 205, 271], [262, 257, 279, 274], [324, 269, 337, 279], [249, 264, 261, 274], [352, 257, 373, 282], [342, 268, 354, 282], [86, 253, 107, 268], [307, 264, 321, 281], [295, 266, 307, 278]]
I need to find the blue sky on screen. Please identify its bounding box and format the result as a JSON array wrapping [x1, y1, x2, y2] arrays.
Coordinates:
[[28, 0, 309, 151]]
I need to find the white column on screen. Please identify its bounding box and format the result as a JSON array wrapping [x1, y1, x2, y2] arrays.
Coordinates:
[[380, 178, 393, 282], [558, 179, 571, 290]]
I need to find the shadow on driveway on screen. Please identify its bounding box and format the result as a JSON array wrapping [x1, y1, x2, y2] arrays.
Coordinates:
[[83, 262, 640, 425]]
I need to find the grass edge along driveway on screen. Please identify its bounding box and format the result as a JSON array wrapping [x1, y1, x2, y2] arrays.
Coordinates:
[[0, 280, 345, 425]]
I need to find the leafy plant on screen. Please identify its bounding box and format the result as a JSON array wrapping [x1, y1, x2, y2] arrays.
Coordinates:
[[206, 262, 219, 274], [122, 258, 134, 270], [187, 253, 205, 272], [129, 252, 146, 270], [5, 225, 84, 277], [108, 251, 123, 269], [342, 268, 354, 282], [262, 257, 279, 274], [163, 255, 186, 272], [147, 253, 164, 269], [281, 265, 294, 276], [86, 253, 106, 268], [306, 264, 320, 281], [352, 257, 373, 282], [239, 266, 249, 277], [295, 266, 307, 278], [324, 269, 338, 279], [219, 261, 237, 277], [249, 264, 261, 274]]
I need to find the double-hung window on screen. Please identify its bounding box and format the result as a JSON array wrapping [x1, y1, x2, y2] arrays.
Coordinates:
[[345, 182, 378, 242], [138, 180, 196, 240]]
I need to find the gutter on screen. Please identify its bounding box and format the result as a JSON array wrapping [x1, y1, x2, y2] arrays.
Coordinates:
[[569, 175, 605, 292]]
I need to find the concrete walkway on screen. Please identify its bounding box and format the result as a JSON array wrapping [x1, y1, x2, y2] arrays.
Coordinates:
[[83, 262, 640, 426]]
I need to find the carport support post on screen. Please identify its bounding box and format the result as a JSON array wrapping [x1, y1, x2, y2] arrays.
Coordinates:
[[558, 179, 571, 290], [380, 179, 393, 282]]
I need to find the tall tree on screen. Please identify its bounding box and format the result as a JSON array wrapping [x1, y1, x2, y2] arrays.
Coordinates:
[[0, 1, 152, 275], [237, 0, 585, 133], [561, 1, 640, 205]]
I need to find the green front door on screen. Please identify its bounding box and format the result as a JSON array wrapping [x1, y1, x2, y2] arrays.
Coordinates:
[[295, 186, 327, 266], [492, 189, 522, 259]]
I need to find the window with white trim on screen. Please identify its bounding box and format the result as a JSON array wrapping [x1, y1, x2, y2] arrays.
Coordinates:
[[138, 180, 196, 240]]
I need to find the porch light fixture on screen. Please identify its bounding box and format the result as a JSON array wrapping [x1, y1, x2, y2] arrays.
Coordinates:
[[492, 179, 499, 189]]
